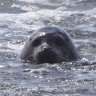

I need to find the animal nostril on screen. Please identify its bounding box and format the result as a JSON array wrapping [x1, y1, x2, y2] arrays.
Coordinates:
[[41, 43, 49, 51], [41, 48, 52, 54], [41, 46, 47, 51]]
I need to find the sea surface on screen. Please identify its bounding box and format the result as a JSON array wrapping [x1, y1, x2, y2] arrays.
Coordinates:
[[0, 0, 96, 96]]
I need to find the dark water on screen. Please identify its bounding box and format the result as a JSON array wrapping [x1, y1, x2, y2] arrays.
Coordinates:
[[0, 0, 96, 96]]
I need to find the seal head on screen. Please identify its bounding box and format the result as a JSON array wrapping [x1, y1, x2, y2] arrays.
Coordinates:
[[20, 26, 78, 64]]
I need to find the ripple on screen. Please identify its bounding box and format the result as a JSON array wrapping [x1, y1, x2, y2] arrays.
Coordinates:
[[0, 0, 96, 96]]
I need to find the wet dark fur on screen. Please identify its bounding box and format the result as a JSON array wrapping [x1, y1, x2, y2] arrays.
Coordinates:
[[20, 26, 78, 64]]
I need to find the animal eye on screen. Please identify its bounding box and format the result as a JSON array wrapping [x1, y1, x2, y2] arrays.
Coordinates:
[[53, 35, 64, 46], [32, 38, 42, 47]]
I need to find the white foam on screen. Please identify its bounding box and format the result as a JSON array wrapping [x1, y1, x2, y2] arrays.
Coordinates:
[[0, 65, 4, 68], [17, 0, 50, 4]]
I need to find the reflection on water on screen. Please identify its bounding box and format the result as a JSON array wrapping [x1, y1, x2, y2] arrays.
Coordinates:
[[0, 0, 96, 96]]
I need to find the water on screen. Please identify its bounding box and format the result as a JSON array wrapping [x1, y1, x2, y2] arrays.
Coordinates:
[[0, 0, 96, 96]]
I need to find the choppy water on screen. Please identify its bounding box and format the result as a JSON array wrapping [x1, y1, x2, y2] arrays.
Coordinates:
[[0, 0, 96, 96]]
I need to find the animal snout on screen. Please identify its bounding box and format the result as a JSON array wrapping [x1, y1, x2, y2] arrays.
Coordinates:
[[36, 48, 58, 63], [40, 48, 56, 56]]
